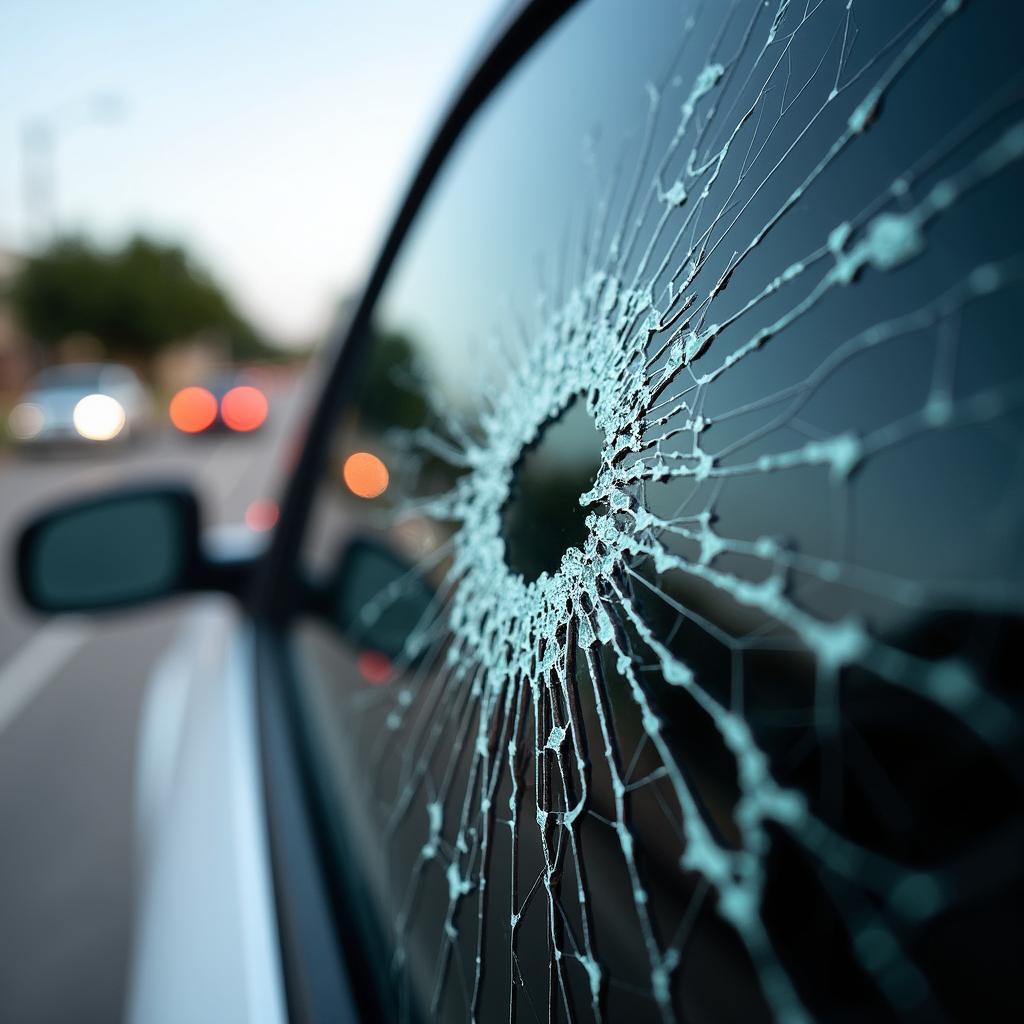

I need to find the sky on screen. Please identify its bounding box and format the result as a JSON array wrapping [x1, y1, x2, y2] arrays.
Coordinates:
[[0, 0, 506, 346]]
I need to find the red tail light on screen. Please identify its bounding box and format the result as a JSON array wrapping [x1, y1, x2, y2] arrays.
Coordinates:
[[169, 386, 217, 433], [221, 385, 268, 432], [244, 498, 279, 531], [357, 650, 393, 685]]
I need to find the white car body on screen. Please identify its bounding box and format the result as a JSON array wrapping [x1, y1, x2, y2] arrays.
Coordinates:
[[127, 597, 286, 1024]]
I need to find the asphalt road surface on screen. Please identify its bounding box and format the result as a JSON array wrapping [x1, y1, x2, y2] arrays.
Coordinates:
[[0, 371, 303, 1024]]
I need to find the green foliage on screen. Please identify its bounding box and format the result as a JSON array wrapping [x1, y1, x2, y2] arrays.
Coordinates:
[[357, 328, 430, 431], [10, 234, 275, 360]]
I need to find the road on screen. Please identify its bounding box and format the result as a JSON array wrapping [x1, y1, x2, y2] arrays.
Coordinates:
[[0, 373, 301, 1024]]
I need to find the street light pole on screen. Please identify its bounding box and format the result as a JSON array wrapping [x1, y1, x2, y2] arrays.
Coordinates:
[[21, 120, 55, 251], [19, 93, 126, 252]]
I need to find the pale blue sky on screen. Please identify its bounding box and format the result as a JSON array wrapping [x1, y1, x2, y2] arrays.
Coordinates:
[[0, 0, 504, 344]]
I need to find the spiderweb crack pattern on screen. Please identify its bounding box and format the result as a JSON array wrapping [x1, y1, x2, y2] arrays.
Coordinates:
[[340, 1, 1024, 1020]]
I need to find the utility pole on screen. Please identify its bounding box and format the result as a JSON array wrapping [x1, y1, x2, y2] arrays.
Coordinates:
[[19, 93, 126, 252], [21, 119, 55, 251]]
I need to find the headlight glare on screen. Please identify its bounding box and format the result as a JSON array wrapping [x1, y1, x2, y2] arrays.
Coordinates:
[[9, 403, 45, 440], [73, 394, 126, 441]]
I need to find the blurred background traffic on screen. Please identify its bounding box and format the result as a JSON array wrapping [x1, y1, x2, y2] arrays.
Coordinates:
[[0, 2, 501, 1021]]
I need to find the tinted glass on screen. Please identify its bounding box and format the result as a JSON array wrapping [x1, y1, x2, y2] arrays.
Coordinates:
[[24, 494, 189, 610], [294, 2, 1024, 1021], [32, 364, 105, 391]]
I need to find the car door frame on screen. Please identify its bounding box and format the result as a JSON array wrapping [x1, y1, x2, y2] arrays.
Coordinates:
[[247, 3, 577, 1021]]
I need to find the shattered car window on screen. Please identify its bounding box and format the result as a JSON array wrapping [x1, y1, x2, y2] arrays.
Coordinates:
[[295, 1, 1024, 1020]]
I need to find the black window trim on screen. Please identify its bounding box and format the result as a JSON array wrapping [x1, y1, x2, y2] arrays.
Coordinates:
[[250, 3, 578, 1022], [252, 0, 576, 626]]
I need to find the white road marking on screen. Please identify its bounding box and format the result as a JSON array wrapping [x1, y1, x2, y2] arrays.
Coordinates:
[[0, 618, 92, 735]]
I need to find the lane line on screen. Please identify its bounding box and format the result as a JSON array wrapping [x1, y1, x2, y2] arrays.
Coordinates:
[[0, 617, 93, 735]]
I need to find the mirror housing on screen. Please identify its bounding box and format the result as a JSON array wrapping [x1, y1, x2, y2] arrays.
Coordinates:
[[16, 485, 252, 613]]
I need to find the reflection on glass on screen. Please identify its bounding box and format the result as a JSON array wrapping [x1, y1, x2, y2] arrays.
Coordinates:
[[297, 1, 1024, 1020], [501, 396, 604, 580], [342, 452, 390, 499], [330, 537, 434, 662]]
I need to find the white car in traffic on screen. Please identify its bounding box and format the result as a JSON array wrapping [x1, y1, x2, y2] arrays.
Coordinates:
[[9, 362, 152, 445]]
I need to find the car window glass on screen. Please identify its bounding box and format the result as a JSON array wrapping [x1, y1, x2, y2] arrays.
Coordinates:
[[292, 1, 1024, 1020], [32, 364, 105, 390]]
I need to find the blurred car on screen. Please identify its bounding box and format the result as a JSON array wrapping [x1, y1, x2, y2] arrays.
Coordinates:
[[10, 2, 1024, 1023], [168, 371, 269, 436], [8, 362, 152, 446]]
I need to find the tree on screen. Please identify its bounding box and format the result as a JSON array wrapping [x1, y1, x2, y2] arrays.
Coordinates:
[[356, 328, 430, 432], [10, 234, 275, 361]]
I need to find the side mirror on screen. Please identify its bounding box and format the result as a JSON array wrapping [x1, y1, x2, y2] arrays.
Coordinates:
[[327, 537, 435, 660], [17, 486, 217, 613]]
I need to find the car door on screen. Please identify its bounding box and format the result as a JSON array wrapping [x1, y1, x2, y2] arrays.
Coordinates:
[[257, 1, 1024, 1021]]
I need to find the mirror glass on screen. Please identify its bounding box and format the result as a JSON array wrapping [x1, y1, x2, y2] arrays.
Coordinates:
[[21, 491, 196, 611], [330, 538, 434, 660]]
